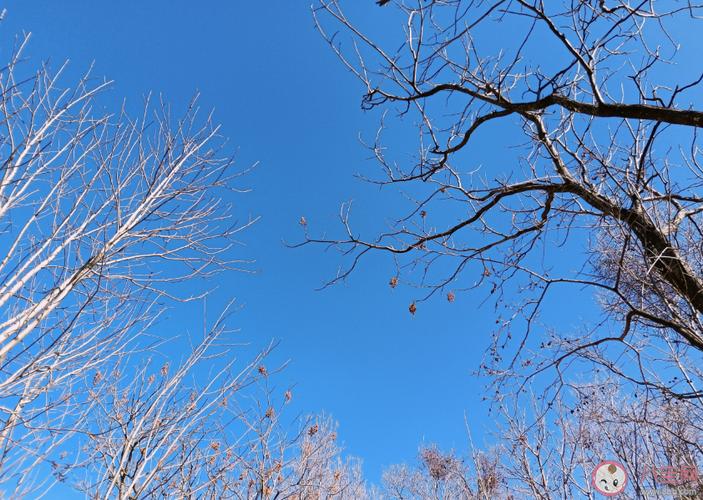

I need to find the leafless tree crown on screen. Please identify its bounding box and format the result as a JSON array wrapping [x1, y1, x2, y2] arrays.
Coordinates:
[[0, 35, 277, 497], [308, 0, 703, 411]]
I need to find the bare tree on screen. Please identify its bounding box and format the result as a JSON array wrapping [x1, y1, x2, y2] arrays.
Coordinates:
[[308, 0, 703, 417], [65, 348, 365, 499], [375, 380, 703, 499], [222, 373, 368, 500], [487, 381, 703, 499], [8, 2, 703, 496], [0, 34, 270, 497], [380, 446, 500, 499], [69, 315, 276, 499]]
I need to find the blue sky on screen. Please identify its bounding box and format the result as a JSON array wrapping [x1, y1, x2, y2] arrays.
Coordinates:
[[0, 1, 599, 482]]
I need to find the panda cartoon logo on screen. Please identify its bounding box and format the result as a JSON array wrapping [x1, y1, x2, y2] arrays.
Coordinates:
[[592, 461, 627, 496]]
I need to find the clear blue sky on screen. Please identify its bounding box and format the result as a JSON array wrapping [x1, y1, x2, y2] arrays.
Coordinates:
[[0, 1, 596, 482]]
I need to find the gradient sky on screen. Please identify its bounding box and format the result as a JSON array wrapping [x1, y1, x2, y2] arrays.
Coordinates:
[[0, 1, 599, 484]]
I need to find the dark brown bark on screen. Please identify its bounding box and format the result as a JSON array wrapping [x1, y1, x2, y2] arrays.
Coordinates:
[[387, 84, 703, 128]]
